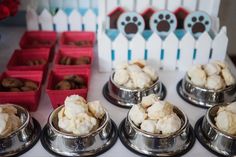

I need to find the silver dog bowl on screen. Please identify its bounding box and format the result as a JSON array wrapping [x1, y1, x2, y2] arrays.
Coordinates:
[[0, 104, 41, 157], [119, 106, 195, 156], [195, 104, 236, 156], [40, 105, 118, 157], [103, 72, 167, 108], [177, 75, 236, 108]]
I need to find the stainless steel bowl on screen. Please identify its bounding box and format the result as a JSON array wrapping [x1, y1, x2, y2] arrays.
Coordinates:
[[177, 75, 236, 108], [103, 72, 166, 108], [195, 105, 236, 156], [0, 104, 41, 157], [119, 106, 195, 156], [41, 105, 118, 157]]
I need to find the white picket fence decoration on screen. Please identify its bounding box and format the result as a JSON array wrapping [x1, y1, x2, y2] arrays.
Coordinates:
[[98, 24, 228, 72]]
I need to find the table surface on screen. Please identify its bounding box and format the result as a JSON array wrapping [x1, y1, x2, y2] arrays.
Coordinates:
[[1, 26, 235, 157]]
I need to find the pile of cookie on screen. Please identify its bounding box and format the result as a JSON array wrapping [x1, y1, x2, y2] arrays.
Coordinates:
[[26, 59, 47, 66], [0, 77, 38, 92], [55, 75, 86, 90], [66, 41, 93, 48], [59, 56, 90, 65]]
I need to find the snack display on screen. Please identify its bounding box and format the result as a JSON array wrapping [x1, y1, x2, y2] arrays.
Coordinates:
[[129, 95, 181, 134], [0, 105, 21, 137], [215, 102, 236, 135], [55, 75, 86, 90], [57, 95, 105, 136], [59, 56, 90, 65], [1, 77, 38, 92], [188, 61, 235, 90], [113, 60, 158, 89]]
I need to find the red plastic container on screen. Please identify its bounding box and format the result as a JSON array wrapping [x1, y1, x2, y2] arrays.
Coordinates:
[[60, 31, 95, 48], [7, 49, 50, 82], [46, 68, 91, 109], [0, 71, 43, 111], [53, 48, 94, 69], [19, 31, 57, 61]]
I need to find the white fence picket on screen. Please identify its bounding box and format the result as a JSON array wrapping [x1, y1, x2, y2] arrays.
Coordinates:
[[38, 9, 53, 31], [106, 0, 119, 15], [130, 34, 146, 60], [112, 34, 129, 67], [120, 0, 135, 11], [195, 32, 212, 65], [26, 8, 39, 31], [136, 0, 150, 13], [178, 33, 195, 71], [98, 0, 106, 24], [162, 33, 179, 70], [68, 10, 82, 31], [198, 0, 220, 17], [53, 10, 68, 32], [152, 0, 166, 10], [183, 0, 197, 12], [146, 33, 162, 68], [167, 0, 182, 12], [98, 33, 112, 72], [63, 0, 78, 9], [83, 10, 97, 31], [211, 27, 228, 61]]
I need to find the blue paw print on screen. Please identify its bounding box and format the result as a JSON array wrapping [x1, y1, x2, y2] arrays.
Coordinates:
[[117, 12, 145, 39], [184, 11, 211, 38], [150, 10, 177, 37]]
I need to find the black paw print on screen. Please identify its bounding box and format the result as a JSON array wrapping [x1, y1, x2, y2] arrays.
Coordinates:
[[184, 11, 211, 38], [150, 10, 177, 37], [117, 12, 145, 38]]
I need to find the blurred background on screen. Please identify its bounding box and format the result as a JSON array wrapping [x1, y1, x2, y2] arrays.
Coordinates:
[[1, 0, 236, 56]]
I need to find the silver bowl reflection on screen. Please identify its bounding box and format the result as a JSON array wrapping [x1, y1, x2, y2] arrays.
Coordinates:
[[119, 106, 195, 156], [0, 104, 40, 157], [105, 72, 165, 108], [200, 105, 236, 156], [41, 105, 118, 156], [179, 75, 236, 108]]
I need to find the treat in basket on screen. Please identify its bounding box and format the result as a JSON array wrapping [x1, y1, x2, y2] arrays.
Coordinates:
[[55, 75, 86, 90], [129, 95, 181, 134], [59, 56, 90, 65], [26, 59, 47, 66], [1, 77, 38, 92], [58, 95, 105, 136], [66, 41, 93, 47], [0, 105, 21, 137]]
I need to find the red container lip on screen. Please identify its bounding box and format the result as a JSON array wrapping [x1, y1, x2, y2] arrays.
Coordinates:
[[60, 31, 96, 48], [53, 47, 94, 69], [46, 68, 91, 108], [0, 71, 43, 111], [7, 49, 50, 71], [20, 31, 57, 49]]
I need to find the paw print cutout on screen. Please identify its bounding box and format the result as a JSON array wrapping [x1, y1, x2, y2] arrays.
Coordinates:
[[117, 12, 145, 39], [150, 10, 177, 37], [184, 11, 211, 38]]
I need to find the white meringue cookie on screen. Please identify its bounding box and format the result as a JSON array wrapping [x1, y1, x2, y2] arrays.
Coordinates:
[[130, 59, 146, 68], [0, 113, 9, 135], [64, 95, 88, 119], [115, 62, 128, 70], [127, 64, 143, 73], [141, 94, 159, 108], [131, 72, 152, 89], [156, 113, 182, 135], [58, 108, 75, 133], [215, 110, 236, 135], [205, 75, 224, 90], [188, 65, 206, 87], [226, 102, 236, 114], [123, 80, 135, 89], [147, 101, 173, 120], [129, 105, 147, 126], [204, 63, 221, 76], [213, 60, 228, 69], [88, 101, 105, 119], [143, 66, 158, 81], [140, 120, 157, 133], [222, 68, 235, 86], [113, 69, 130, 85]]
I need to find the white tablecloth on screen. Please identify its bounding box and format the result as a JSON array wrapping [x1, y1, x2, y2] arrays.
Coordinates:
[[1, 27, 235, 157]]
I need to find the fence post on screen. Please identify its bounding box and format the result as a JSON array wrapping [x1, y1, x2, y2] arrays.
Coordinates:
[[68, 10, 82, 31], [38, 9, 53, 31], [120, 0, 135, 11], [26, 7, 39, 30], [167, 0, 182, 12], [152, 0, 167, 10], [136, 0, 150, 13], [53, 10, 68, 32], [83, 10, 97, 31], [130, 33, 146, 60], [183, 0, 197, 11]]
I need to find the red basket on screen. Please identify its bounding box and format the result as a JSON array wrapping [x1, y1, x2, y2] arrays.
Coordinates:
[[60, 31, 95, 48], [46, 68, 91, 109], [0, 71, 43, 111], [19, 31, 57, 61], [53, 48, 94, 69], [7, 49, 50, 83]]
